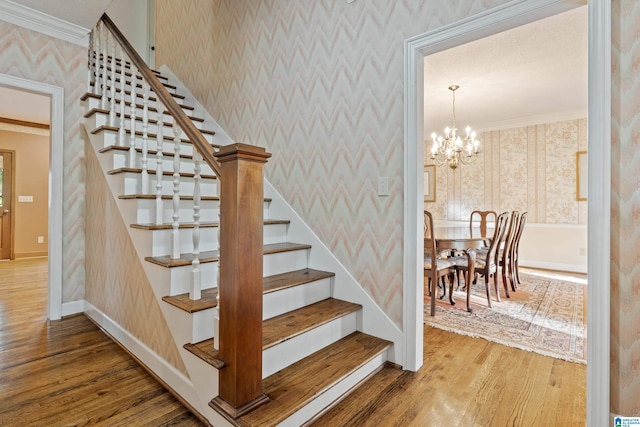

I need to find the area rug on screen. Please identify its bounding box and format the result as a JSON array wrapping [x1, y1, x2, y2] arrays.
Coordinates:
[[424, 270, 587, 364]]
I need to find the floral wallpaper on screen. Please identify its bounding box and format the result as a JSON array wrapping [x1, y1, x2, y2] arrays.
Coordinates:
[[426, 118, 588, 225]]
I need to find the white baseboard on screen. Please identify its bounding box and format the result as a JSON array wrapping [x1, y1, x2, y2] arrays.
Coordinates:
[[519, 259, 587, 274], [61, 300, 84, 317]]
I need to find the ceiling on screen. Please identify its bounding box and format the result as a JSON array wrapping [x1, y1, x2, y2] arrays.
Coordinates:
[[424, 5, 588, 136]]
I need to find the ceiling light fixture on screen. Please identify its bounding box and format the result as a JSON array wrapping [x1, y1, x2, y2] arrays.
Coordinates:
[[429, 85, 480, 170]]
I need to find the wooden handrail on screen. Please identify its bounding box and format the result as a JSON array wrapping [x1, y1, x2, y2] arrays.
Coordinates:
[[100, 13, 222, 178]]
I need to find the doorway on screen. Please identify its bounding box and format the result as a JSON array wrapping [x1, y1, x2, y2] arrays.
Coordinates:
[[0, 74, 64, 321], [402, 1, 610, 426], [0, 150, 14, 259]]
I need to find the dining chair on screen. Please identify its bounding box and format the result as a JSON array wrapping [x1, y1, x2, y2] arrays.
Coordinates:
[[469, 210, 497, 240], [452, 211, 509, 308], [501, 211, 521, 293], [511, 211, 528, 287], [424, 210, 456, 307]]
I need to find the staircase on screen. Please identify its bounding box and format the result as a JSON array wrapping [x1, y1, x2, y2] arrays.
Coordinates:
[[81, 16, 395, 427]]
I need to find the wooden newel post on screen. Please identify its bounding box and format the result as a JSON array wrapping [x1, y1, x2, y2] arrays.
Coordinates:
[[209, 143, 271, 420]]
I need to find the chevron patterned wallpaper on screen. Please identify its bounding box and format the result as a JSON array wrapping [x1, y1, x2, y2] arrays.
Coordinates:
[[0, 21, 86, 302], [85, 140, 187, 375], [611, 0, 640, 416], [155, 0, 513, 327]]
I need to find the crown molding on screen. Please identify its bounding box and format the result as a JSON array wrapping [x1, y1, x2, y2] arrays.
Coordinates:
[[0, 0, 89, 46]]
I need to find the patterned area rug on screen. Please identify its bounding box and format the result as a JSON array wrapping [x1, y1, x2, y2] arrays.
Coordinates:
[[424, 270, 587, 364]]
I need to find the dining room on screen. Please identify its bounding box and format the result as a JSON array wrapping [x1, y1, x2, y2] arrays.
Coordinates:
[[421, 5, 588, 365]]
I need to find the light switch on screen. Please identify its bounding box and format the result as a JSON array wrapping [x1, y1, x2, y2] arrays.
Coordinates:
[[18, 195, 33, 202], [377, 177, 389, 197]]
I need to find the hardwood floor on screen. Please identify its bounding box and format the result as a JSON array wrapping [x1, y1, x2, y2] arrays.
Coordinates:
[[0, 258, 586, 426], [313, 326, 586, 426], [0, 258, 203, 426]]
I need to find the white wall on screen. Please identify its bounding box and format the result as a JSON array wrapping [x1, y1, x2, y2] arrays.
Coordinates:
[[106, 0, 153, 65]]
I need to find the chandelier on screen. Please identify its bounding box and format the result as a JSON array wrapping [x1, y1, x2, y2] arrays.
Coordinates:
[[429, 85, 480, 170]]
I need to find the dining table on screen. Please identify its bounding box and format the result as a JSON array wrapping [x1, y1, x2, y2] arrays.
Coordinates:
[[424, 227, 492, 316]]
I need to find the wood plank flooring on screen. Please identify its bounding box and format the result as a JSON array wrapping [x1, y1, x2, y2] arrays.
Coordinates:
[[0, 258, 586, 426], [312, 325, 586, 426], [0, 258, 203, 426]]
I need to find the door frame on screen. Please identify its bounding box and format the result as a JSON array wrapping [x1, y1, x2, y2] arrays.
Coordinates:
[[0, 150, 15, 259], [0, 73, 64, 321], [402, 0, 609, 426]]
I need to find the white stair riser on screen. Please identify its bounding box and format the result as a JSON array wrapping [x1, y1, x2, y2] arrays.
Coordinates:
[[144, 222, 287, 256], [149, 227, 219, 256], [262, 311, 358, 378], [263, 249, 309, 277], [109, 150, 215, 176], [91, 79, 178, 96], [135, 198, 219, 224], [168, 262, 218, 295], [279, 351, 387, 427], [97, 128, 215, 152], [263, 277, 332, 320], [94, 112, 202, 137], [172, 278, 336, 347], [133, 198, 270, 225], [84, 94, 193, 116], [154, 246, 310, 296], [118, 172, 218, 197]]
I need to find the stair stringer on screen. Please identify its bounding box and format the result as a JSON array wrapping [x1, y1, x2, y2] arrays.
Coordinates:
[[82, 125, 232, 426], [160, 65, 404, 365]]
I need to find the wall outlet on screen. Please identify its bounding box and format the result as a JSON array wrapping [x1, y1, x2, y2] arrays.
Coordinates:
[[37, 236, 44, 244], [579, 247, 587, 256], [18, 195, 33, 202]]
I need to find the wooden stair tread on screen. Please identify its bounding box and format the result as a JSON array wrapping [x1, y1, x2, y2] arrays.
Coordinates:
[[95, 63, 170, 82], [262, 298, 361, 350], [120, 194, 220, 201], [100, 144, 223, 156], [99, 74, 177, 91], [89, 82, 186, 100], [183, 339, 223, 369], [236, 332, 392, 427], [118, 193, 272, 203], [146, 242, 311, 268], [131, 219, 288, 230], [81, 92, 195, 111], [85, 107, 204, 123], [107, 167, 217, 180], [92, 123, 216, 137], [164, 268, 333, 314], [163, 287, 218, 313], [263, 268, 335, 294]]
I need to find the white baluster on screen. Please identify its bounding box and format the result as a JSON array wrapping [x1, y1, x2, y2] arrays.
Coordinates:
[[100, 25, 108, 110], [140, 80, 150, 194], [155, 102, 165, 225], [117, 47, 127, 147], [108, 34, 117, 126], [171, 122, 182, 259], [87, 28, 94, 93], [92, 22, 101, 95], [128, 64, 138, 168], [190, 149, 203, 300]]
